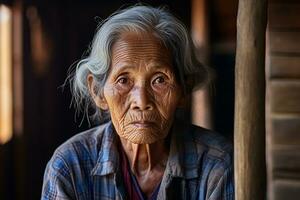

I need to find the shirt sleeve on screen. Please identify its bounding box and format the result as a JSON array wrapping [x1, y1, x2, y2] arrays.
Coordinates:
[[206, 166, 234, 200], [41, 153, 76, 200]]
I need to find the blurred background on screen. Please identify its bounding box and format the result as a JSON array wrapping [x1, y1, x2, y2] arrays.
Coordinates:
[[0, 0, 299, 199]]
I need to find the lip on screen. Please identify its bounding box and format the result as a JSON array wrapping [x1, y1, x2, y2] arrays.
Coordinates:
[[130, 121, 155, 128]]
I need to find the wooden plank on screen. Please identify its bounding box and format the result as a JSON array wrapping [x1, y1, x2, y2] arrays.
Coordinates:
[[269, 31, 300, 53], [234, 0, 267, 199], [270, 80, 300, 113], [273, 179, 300, 200], [272, 146, 300, 178], [212, 0, 238, 41], [191, 0, 212, 129], [213, 0, 238, 17], [269, 0, 300, 3], [270, 56, 300, 78], [269, 4, 300, 28], [271, 115, 300, 145]]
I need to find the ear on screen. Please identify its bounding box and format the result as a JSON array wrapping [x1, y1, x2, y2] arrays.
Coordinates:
[[87, 74, 109, 110]]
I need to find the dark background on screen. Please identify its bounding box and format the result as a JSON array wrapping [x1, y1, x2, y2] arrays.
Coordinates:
[[0, 0, 237, 199]]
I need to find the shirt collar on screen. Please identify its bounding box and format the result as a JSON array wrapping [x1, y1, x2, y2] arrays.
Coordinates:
[[91, 119, 200, 179], [91, 122, 120, 176], [166, 119, 200, 179]]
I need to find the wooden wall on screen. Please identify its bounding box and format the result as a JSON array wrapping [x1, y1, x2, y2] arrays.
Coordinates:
[[267, 0, 300, 199]]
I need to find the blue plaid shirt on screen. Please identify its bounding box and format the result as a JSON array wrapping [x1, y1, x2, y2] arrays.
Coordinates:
[[41, 120, 234, 200]]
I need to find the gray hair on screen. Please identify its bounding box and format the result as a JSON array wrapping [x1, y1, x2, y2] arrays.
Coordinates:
[[68, 5, 210, 124]]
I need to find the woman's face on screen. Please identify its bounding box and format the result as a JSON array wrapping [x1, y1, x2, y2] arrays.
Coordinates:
[[98, 32, 182, 144]]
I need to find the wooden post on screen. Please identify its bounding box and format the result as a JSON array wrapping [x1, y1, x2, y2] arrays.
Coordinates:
[[191, 0, 212, 129], [234, 0, 267, 199]]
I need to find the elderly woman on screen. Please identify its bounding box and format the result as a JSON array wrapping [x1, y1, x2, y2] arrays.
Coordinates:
[[42, 5, 233, 200]]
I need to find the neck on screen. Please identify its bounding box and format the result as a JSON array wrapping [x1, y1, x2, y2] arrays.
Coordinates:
[[120, 138, 169, 176]]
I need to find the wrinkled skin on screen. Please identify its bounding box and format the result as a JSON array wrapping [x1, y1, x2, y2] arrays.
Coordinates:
[[88, 32, 183, 197]]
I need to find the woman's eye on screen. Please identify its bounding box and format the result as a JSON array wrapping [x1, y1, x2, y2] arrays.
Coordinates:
[[117, 77, 128, 84], [115, 75, 132, 91], [153, 76, 166, 84]]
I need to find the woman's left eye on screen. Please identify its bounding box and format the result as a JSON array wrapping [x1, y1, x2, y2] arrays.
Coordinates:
[[153, 76, 166, 85]]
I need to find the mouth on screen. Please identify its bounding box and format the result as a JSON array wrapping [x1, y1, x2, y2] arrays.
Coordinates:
[[130, 121, 156, 128]]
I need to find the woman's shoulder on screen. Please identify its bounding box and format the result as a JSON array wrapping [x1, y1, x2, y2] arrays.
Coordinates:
[[42, 122, 116, 199], [179, 122, 233, 167], [50, 122, 113, 167], [191, 124, 232, 151]]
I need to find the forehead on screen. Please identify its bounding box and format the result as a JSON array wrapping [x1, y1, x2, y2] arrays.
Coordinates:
[[111, 32, 171, 66]]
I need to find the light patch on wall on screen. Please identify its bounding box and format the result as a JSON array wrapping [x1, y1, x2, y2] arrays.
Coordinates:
[[0, 5, 13, 144]]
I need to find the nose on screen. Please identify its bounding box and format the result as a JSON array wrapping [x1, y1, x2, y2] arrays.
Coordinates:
[[130, 85, 153, 111]]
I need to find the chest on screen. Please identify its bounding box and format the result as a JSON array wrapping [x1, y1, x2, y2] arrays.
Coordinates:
[[80, 174, 202, 200]]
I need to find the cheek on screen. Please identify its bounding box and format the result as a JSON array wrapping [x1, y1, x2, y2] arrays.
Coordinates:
[[103, 85, 129, 120], [155, 86, 181, 118]]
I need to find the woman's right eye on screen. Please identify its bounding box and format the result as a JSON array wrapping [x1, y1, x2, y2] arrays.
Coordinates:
[[117, 77, 128, 84]]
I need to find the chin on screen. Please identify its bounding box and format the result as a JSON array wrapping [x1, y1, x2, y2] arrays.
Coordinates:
[[122, 130, 166, 144]]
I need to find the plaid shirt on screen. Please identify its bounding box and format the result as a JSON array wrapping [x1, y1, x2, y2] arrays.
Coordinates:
[[41, 120, 234, 200]]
